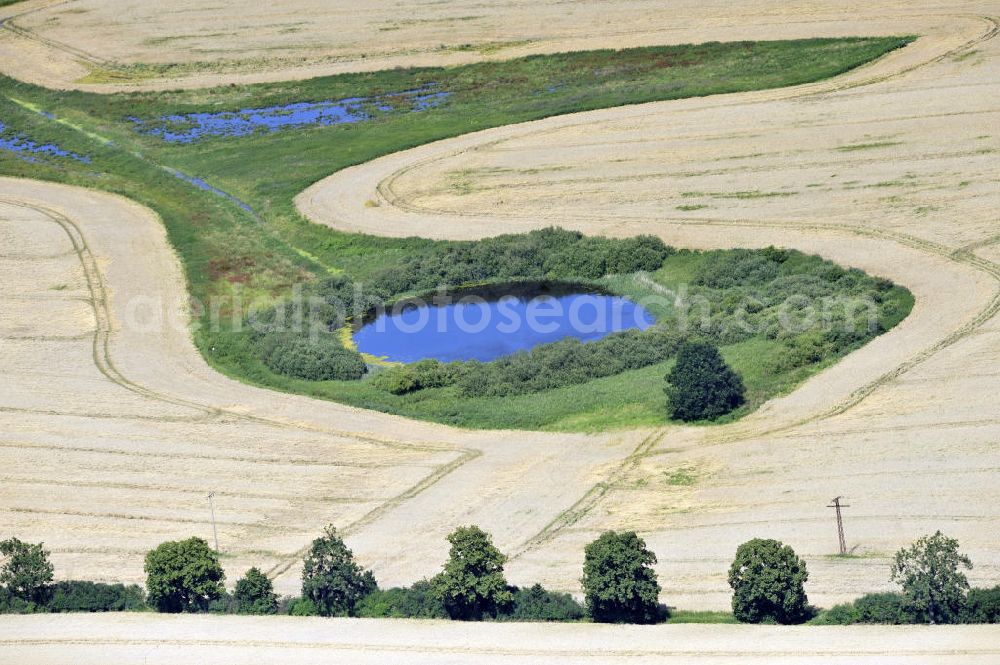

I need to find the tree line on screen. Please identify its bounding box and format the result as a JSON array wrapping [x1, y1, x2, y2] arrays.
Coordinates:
[[2, 528, 997, 624]]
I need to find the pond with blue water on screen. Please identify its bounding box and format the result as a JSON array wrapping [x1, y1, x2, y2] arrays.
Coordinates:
[[354, 284, 655, 364]]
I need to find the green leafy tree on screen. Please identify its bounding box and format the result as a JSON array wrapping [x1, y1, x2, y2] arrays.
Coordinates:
[[144, 537, 225, 613], [581, 531, 662, 624], [0, 538, 54, 606], [301, 525, 376, 617], [233, 567, 278, 615], [728, 538, 810, 624], [433, 525, 512, 620], [665, 342, 745, 421], [665, 341, 745, 421], [891, 531, 971, 624]]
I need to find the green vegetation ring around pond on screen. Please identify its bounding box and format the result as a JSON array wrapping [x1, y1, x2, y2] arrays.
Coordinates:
[[234, 242, 912, 431], [0, 36, 915, 431]]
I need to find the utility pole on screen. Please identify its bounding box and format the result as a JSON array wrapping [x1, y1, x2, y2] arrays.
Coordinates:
[[827, 496, 849, 555], [207, 492, 219, 553]]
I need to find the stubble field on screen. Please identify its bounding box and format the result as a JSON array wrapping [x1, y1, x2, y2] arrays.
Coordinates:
[[0, 0, 998, 662]]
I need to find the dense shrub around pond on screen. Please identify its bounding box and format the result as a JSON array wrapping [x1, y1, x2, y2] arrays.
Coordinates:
[[249, 228, 673, 383], [257, 333, 366, 381], [373, 327, 684, 397], [363, 228, 673, 296]]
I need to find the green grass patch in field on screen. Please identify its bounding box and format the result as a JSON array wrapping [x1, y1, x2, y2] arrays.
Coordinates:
[[665, 610, 739, 623], [664, 467, 699, 486]]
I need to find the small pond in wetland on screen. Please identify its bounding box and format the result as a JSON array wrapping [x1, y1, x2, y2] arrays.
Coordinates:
[[353, 283, 656, 363]]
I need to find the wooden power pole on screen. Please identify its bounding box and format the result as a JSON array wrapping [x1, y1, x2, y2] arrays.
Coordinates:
[[827, 496, 849, 555], [207, 491, 219, 552]]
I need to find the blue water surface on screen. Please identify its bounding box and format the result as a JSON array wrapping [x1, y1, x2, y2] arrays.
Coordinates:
[[0, 120, 91, 163], [130, 86, 450, 143], [355, 293, 656, 364]]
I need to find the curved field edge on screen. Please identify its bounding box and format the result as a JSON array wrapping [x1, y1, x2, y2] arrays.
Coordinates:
[[0, 37, 914, 432]]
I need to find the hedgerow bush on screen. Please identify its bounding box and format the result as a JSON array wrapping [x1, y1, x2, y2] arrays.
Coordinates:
[[963, 586, 1000, 623], [504, 584, 586, 622], [854, 592, 911, 624], [661, 247, 909, 360], [285, 596, 320, 616], [47, 581, 146, 613], [810, 601, 859, 625], [817, 592, 912, 625], [0, 587, 41, 614], [356, 580, 448, 619]]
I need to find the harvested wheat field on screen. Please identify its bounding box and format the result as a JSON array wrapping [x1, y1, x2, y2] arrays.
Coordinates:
[[1, 0, 983, 91], [0, 0, 998, 661], [2, 614, 999, 664]]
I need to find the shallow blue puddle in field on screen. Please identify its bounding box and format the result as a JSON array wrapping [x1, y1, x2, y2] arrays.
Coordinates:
[[130, 86, 451, 143], [0, 120, 91, 163], [355, 291, 656, 364]]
